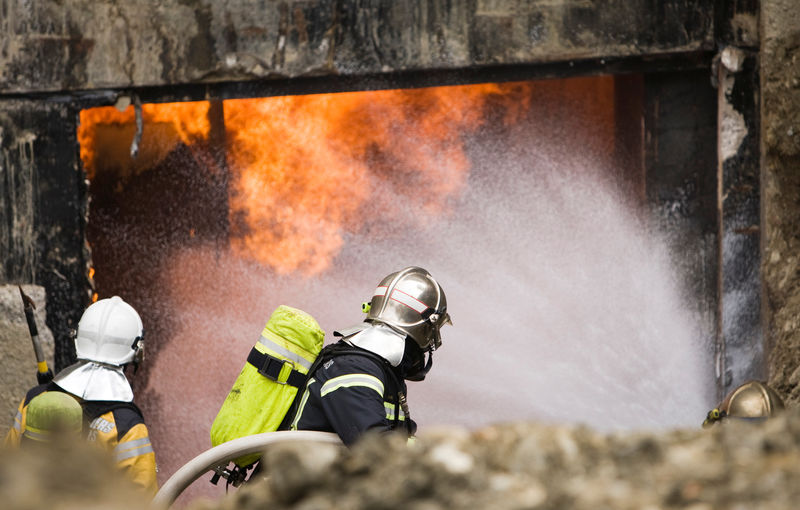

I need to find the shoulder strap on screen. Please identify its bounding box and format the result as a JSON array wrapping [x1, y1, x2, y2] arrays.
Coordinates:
[[310, 341, 403, 389], [343, 344, 410, 433], [82, 400, 144, 423], [246, 347, 308, 387], [281, 340, 410, 433], [23, 382, 60, 406]]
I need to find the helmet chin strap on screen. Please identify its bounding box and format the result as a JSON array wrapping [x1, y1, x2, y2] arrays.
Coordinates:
[[404, 348, 433, 382], [130, 332, 144, 374]]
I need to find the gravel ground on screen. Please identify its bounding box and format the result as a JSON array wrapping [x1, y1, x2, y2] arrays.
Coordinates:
[[4, 395, 800, 510], [188, 408, 800, 510]]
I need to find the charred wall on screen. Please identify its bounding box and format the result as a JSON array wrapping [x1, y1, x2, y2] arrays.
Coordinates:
[[0, 0, 780, 411], [0, 99, 88, 368]]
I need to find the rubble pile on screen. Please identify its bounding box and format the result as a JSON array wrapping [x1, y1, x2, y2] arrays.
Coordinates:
[[5, 410, 800, 510], [0, 441, 149, 510], [200, 410, 800, 510]]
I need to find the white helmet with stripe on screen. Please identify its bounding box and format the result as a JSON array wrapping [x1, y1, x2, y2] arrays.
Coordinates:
[[74, 296, 144, 366], [365, 266, 451, 351]]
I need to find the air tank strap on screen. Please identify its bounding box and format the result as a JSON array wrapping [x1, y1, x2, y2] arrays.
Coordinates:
[[247, 348, 307, 388]]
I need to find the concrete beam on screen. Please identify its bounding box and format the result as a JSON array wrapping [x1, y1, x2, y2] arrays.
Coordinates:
[[0, 0, 714, 95]]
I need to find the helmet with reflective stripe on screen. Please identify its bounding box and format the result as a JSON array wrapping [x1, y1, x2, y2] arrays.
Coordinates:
[[366, 266, 451, 350], [75, 296, 144, 366], [722, 380, 784, 419], [703, 380, 785, 428]]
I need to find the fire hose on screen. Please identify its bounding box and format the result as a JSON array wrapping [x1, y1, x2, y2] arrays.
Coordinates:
[[151, 430, 341, 509]]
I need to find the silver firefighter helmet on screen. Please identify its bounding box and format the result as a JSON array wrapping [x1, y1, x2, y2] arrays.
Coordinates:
[[365, 266, 451, 351]]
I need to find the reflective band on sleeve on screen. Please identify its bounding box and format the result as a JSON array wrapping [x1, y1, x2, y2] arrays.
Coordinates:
[[115, 437, 154, 461], [13, 410, 21, 431], [258, 336, 313, 370], [384, 402, 406, 421], [390, 288, 429, 313], [116, 443, 154, 462], [290, 378, 316, 430], [374, 286, 388, 297], [320, 374, 384, 398], [114, 437, 151, 453]]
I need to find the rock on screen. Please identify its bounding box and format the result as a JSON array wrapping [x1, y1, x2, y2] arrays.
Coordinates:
[[182, 408, 800, 510], [0, 285, 55, 438]]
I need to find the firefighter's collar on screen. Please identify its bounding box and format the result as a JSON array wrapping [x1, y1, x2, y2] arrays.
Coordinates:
[[53, 360, 134, 402], [345, 323, 406, 367]]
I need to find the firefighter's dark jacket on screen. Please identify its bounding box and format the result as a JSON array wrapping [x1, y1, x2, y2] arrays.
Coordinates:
[[4, 382, 158, 494], [287, 341, 416, 445]]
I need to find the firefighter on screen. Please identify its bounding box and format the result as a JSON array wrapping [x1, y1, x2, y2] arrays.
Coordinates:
[[286, 266, 452, 445], [4, 296, 158, 494], [702, 380, 785, 428]]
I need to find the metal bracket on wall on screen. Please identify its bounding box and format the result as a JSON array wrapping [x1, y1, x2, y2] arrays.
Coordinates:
[[130, 94, 143, 159]]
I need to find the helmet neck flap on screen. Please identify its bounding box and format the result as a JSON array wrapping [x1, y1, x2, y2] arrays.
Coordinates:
[[344, 322, 406, 367], [53, 360, 134, 402]]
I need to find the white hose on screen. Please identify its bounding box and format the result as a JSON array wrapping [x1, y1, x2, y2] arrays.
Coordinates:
[[152, 431, 341, 508]]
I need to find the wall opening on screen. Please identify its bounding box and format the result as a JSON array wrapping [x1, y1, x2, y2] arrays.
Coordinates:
[[78, 74, 714, 500]]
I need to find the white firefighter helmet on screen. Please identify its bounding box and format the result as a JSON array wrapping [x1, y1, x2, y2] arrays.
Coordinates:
[[365, 266, 451, 351], [74, 296, 144, 366]]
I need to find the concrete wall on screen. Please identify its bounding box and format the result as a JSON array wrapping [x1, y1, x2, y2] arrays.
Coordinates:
[[0, 0, 722, 373], [1, 0, 796, 410], [762, 0, 800, 404]]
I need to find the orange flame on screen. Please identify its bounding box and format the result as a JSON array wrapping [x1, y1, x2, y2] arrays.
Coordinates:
[[78, 102, 211, 179], [224, 83, 531, 274], [78, 83, 533, 275]]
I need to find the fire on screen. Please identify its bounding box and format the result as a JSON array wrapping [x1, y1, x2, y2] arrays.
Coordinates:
[[78, 102, 211, 180], [79, 83, 533, 275]]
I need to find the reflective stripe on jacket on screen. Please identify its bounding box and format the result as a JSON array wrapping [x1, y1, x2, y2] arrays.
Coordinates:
[[289, 345, 415, 445], [87, 406, 158, 494]]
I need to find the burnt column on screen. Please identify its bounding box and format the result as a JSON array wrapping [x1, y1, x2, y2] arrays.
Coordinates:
[[206, 99, 230, 252], [715, 1, 762, 397], [0, 99, 91, 370], [715, 47, 762, 395], [644, 70, 720, 394]]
